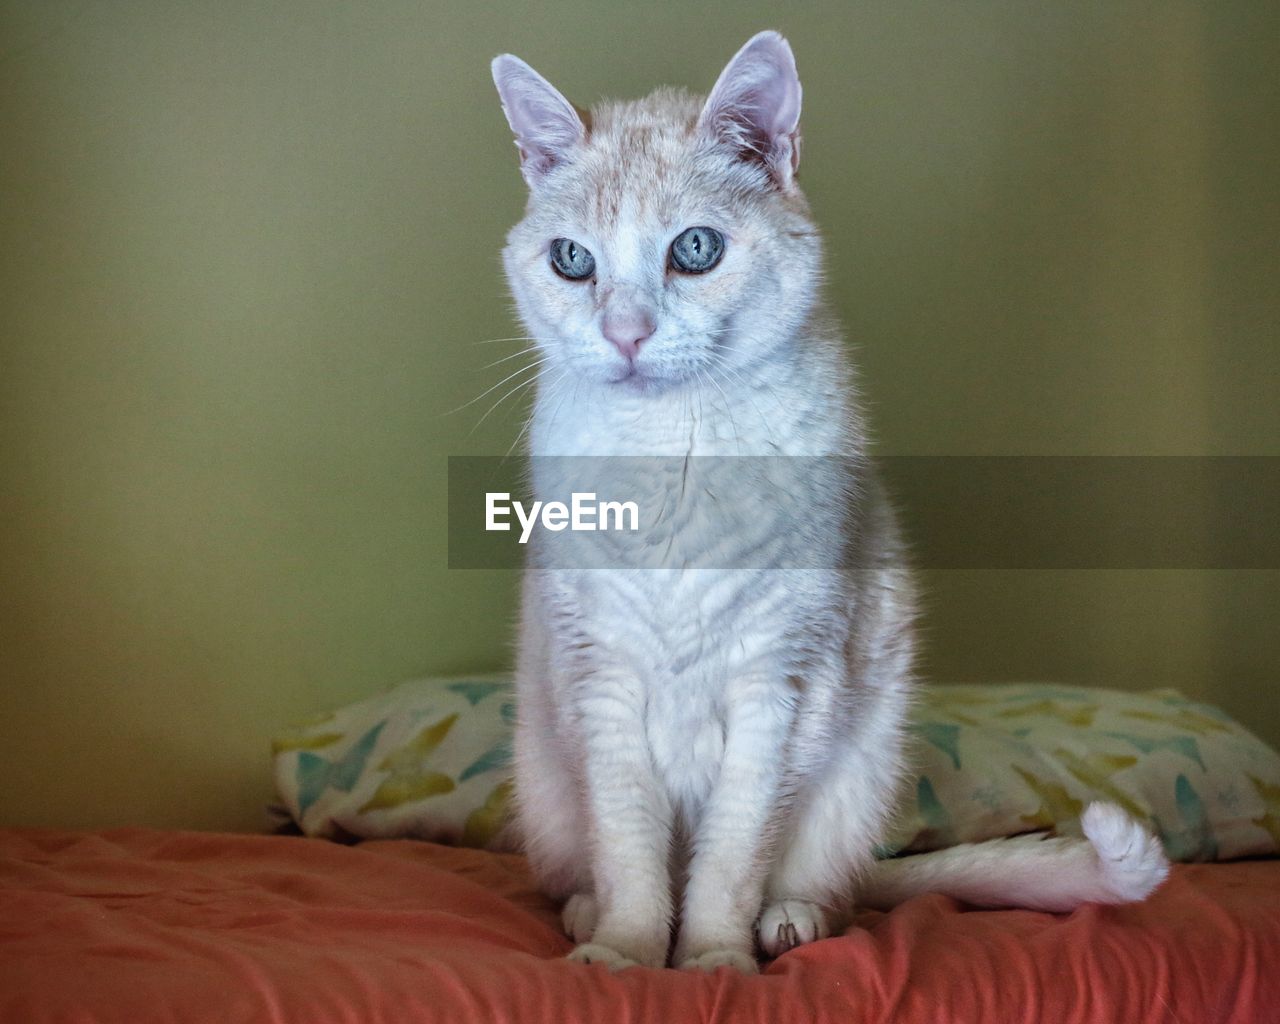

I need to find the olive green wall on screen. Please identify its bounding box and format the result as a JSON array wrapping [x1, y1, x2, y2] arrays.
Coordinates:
[[1, 2, 1276, 831]]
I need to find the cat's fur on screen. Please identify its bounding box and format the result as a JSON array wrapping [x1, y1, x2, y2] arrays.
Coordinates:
[[490, 31, 1169, 972]]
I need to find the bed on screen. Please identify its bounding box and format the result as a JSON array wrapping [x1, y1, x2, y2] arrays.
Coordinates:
[[2, 826, 1277, 1023], [9, 677, 1278, 1022]]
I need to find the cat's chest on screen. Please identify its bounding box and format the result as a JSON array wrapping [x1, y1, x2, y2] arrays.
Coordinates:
[[644, 667, 727, 813], [590, 571, 785, 809], [574, 566, 786, 672]]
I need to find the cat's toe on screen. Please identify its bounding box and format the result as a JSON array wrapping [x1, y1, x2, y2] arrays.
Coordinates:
[[566, 942, 641, 971], [677, 948, 759, 974], [561, 893, 599, 943], [758, 899, 830, 958]]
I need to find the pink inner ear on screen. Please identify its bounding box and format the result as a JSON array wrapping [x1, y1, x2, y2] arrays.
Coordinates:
[[491, 55, 586, 183], [698, 31, 803, 183]]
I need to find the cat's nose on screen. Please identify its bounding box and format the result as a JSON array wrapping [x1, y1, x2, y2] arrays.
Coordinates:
[[602, 310, 656, 361]]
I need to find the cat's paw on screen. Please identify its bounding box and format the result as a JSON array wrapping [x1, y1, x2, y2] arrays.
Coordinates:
[[758, 899, 830, 958], [676, 948, 759, 974], [1081, 801, 1170, 902], [566, 942, 642, 971], [561, 893, 599, 943]]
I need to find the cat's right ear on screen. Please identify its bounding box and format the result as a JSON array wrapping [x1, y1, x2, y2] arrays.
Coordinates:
[[491, 55, 587, 188]]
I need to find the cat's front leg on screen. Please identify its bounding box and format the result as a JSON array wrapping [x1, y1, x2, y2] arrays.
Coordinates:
[[759, 681, 909, 957], [567, 668, 674, 970], [673, 675, 793, 974]]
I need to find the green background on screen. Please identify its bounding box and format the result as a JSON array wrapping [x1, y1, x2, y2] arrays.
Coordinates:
[[1, 2, 1276, 831]]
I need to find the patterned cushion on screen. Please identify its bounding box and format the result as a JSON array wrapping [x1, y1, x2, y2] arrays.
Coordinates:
[[888, 683, 1280, 861], [272, 679, 1280, 862], [272, 677, 517, 849]]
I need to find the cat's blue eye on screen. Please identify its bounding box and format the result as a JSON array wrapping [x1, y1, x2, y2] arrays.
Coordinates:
[[550, 238, 596, 281], [670, 226, 725, 274]]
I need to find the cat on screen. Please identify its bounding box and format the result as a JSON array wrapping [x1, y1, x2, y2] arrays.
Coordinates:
[[489, 30, 1169, 973]]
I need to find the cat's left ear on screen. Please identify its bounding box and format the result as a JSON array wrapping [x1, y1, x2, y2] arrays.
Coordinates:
[[697, 31, 803, 190], [491, 54, 587, 188]]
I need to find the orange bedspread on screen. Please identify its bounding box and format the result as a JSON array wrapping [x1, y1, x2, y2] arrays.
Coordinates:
[[2, 829, 1277, 1024]]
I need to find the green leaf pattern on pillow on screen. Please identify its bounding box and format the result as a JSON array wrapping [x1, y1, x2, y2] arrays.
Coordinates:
[[886, 684, 1280, 862], [274, 677, 518, 847]]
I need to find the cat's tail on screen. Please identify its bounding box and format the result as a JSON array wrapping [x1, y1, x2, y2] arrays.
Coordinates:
[[858, 802, 1171, 913]]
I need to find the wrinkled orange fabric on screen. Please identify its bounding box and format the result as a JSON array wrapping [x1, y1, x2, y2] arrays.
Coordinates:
[[1, 828, 1276, 1023]]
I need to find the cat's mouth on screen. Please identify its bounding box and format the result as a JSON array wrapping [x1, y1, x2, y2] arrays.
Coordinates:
[[607, 364, 667, 392]]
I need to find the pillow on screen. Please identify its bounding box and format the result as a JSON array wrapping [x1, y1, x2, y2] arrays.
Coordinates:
[[887, 683, 1280, 861], [272, 678, 1280, 862], [272, 676, 518, 849]]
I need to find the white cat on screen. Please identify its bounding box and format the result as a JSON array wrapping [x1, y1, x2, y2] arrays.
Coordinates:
[[489, 31, 1168, 973]]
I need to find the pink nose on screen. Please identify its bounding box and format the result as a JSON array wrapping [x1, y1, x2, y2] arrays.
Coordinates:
[[602, 311, 656, 361]]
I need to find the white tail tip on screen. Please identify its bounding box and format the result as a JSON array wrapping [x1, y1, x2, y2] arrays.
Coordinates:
[[1081, 801, 1171, 903]]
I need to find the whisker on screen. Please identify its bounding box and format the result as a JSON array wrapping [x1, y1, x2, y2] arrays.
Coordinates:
[[468, 372, 541, 437], [697, 365, 744, 455], [701, 350, 782, 452], [478, 347, 548, 371], [531, 373, 582, 460], [503, 367, 572, 461], [442, 360, 543, 418], [702, 348, 788, 411]]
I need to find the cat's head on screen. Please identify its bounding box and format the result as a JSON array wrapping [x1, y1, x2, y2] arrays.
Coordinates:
[[492, 31, 821, 393]]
